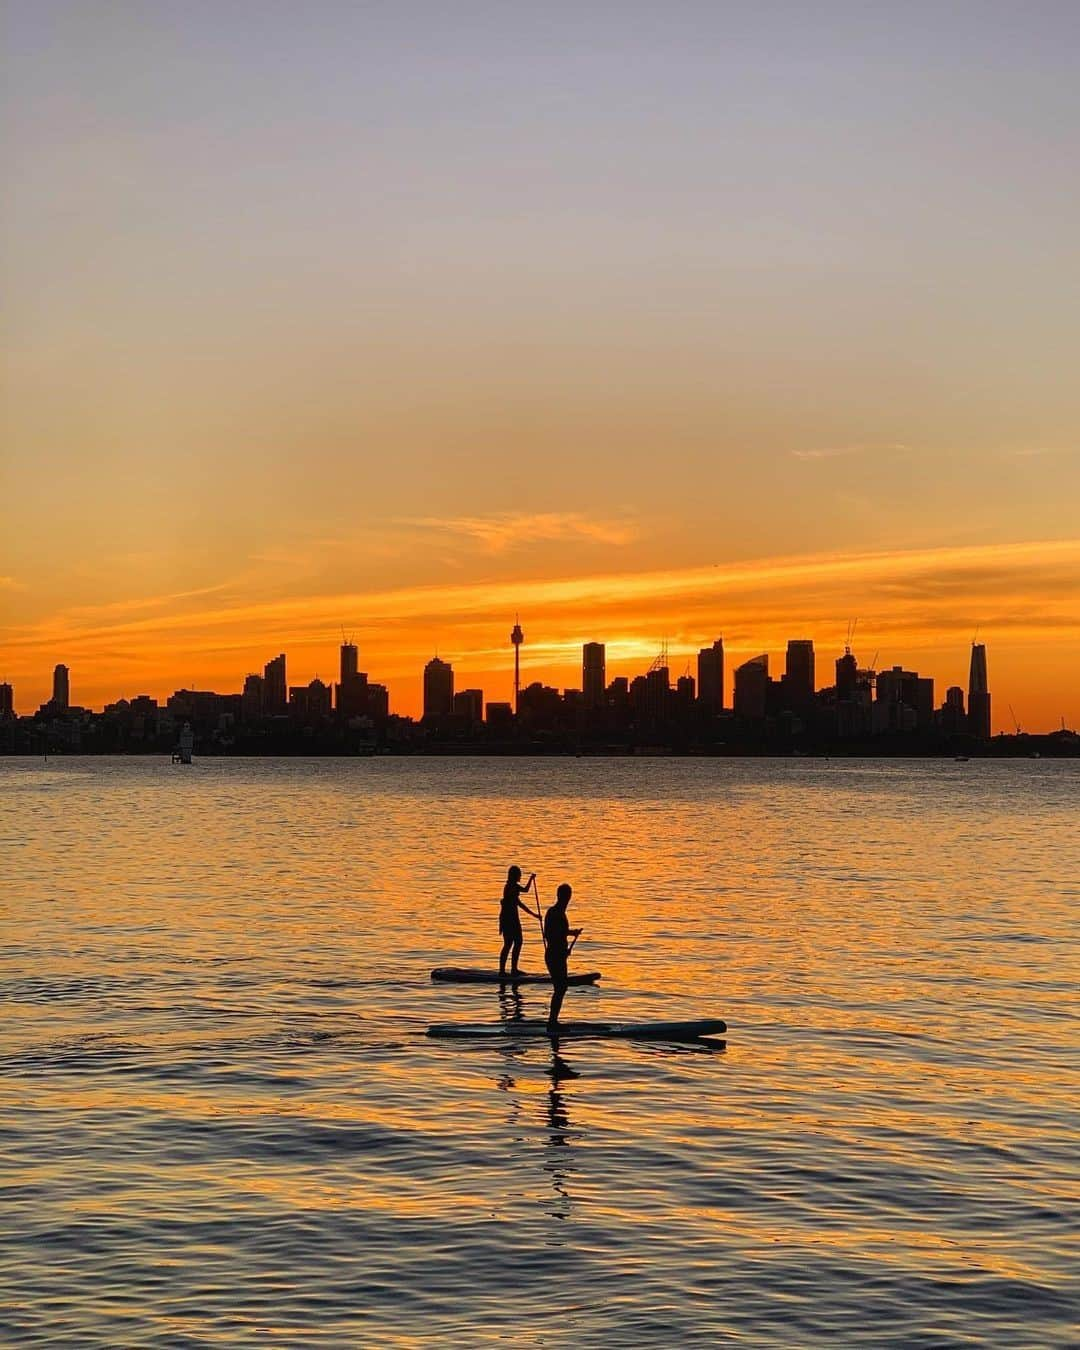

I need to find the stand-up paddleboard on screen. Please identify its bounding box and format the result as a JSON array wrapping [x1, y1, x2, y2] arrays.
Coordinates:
[[426, 1017, 726, 1042], [431, 967, 601, 986]]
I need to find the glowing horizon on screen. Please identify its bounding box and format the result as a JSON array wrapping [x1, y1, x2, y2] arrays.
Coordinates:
[[3, 534, 1078, 731]]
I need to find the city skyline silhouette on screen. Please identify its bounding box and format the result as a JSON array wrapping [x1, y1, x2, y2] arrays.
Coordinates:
[[5, 626, 1077, 755], [4, 537, 1078, 731]]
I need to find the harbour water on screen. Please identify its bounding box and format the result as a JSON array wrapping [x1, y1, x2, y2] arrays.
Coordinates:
[[1, 756, 1077, 1346]]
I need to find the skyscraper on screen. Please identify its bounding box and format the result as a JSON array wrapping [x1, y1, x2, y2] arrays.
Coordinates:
[[263, 653, 287, 715], [968, 643, 991, 738], [337, 641, 368, 717], [53, 663, 70, 712], [423, 656, 454, 719], [453, 688, 483, 724], [835, 649, 858, 700], [734, 654, 769, 720], [875, 666, 934, 733], [582, 642, 606, 711], [697, 639, 724, 712], [0, 683, 13, 720], [241, 673, 265, 722], [340, 641, 358, 685], [366, 683, 389, 721], [644, 664, 670, 724], [307, 677, 332, 720], [674, 673, 696, 724], [785, 640, 815, 706]]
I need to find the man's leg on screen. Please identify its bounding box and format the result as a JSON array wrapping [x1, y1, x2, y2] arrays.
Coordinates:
[[547, 973, 568, 1030]]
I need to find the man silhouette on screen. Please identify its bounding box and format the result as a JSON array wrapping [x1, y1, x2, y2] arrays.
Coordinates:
[[543, 883, 581, 1032]]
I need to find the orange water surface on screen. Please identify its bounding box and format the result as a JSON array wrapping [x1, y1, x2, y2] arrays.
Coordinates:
[[1, 756, 1077, 1346]]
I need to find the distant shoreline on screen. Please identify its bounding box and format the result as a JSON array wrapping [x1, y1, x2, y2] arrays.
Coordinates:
[[2, 739, 1076, 761]]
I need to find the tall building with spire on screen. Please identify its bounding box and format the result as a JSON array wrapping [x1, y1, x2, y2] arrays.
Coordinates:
[[510, 618, 524, 716], [968, 643, 991, 738]]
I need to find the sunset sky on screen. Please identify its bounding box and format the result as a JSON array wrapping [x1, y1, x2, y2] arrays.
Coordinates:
[[2, 3, 1078, 728]]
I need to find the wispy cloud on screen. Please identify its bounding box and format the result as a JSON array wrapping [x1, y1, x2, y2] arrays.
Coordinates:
[[6, 535, 1077, 651], [1000, 446, 1070, 460], [62, 581, 237, 623], [401, 512, 638, 552], [791, 443, 908, 461]]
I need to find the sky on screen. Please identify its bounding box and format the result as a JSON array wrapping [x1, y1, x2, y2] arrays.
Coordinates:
[[2, 1, 1078, 728]]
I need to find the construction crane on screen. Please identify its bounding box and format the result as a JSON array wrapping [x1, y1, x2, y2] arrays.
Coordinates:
[[1008, 704, 1021, 735], [647, 641, 669, 674]]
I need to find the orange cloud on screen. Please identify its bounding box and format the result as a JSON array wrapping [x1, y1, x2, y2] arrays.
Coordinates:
[[400, 512, 638, 552], [790, 443, 908, 461], [61, 582, 238, 623]]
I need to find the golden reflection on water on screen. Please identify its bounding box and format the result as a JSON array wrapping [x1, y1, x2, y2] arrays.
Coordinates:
[[2, 756, 1078, 1345]]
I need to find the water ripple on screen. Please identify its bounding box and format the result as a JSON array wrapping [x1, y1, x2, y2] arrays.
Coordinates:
[[1, 756, 1077, 1346]]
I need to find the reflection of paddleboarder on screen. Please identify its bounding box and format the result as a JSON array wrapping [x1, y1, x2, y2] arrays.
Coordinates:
[[545, 1049, 577, 1217], [499, 866, 538, 978], [544, 883, 582, 1032], [497, 982, 524, 1025]]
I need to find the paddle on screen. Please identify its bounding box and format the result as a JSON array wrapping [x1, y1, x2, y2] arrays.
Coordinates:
[[530, 873, 546, 954]]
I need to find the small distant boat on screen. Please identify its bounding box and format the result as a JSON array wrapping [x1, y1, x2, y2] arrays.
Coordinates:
[[954, 755, 969, 762]]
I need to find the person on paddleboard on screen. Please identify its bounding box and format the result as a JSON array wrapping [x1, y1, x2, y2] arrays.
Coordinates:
[[544, 883, 582, 1032], [499, 865, 539, 978]]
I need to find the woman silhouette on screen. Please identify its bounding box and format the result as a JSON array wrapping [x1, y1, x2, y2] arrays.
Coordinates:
[[499, 865, 538, 978]]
